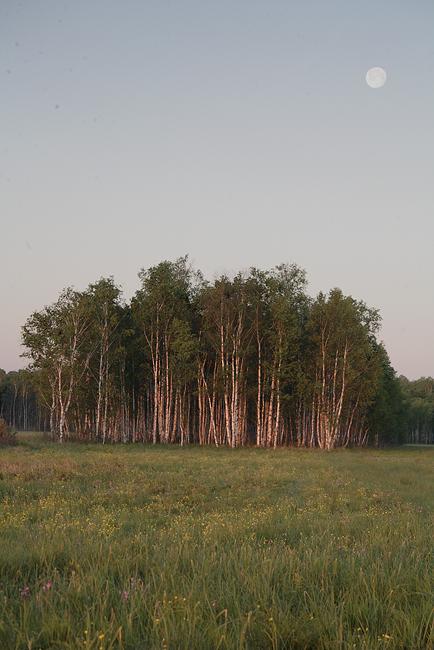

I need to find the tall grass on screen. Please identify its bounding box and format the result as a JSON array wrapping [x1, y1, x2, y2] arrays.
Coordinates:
[[0, 436, 432, 649]]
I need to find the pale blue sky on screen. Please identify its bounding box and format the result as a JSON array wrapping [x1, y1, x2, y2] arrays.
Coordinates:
[[1, 1, 433, 377]]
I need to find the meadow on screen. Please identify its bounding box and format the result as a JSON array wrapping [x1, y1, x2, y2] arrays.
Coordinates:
[[0, 435, 432, 649]]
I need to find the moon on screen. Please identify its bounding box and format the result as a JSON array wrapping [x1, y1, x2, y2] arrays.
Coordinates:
[[366, 67, 387, 89]]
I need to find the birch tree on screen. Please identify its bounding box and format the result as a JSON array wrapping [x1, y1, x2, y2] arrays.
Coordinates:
[[306, 289, 381, 449], [22, 289, 90, 441], [132, 257, 199, 444]]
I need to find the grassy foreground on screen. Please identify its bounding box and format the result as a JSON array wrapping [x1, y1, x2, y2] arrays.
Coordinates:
[[0, 436, 433, 649]]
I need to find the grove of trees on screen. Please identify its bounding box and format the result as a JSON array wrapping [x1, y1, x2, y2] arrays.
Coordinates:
[[1, 257, 432, 447]]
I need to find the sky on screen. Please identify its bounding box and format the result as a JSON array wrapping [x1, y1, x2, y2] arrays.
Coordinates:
[[1, 1, 433, 378]]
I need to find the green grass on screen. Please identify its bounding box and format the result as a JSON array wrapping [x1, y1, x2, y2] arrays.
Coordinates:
[[0, 434, 433, 649]]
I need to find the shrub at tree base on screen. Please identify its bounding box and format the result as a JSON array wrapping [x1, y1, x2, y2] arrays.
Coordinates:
[[0, 418, 16, 446]]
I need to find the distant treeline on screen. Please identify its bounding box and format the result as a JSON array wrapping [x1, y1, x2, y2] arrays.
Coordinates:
[[1, 257, 433, 447]]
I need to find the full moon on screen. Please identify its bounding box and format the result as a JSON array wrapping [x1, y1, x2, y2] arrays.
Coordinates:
[[366, 67, 387, 89]]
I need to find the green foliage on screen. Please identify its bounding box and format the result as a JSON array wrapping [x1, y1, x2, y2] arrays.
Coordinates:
[[399, 376, 434, 444], [0, 437, 432, 648], [368, 345, 406, 445]]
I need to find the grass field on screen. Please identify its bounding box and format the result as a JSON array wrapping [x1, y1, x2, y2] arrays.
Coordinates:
[[0, 435, 433, 649]]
